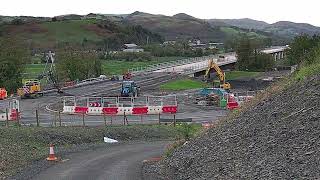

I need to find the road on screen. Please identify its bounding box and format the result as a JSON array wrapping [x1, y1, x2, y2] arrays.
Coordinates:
[[32, 141, 168, 180]]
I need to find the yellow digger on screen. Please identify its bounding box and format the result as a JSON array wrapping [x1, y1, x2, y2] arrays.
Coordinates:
[[204, 59, 231, 91]]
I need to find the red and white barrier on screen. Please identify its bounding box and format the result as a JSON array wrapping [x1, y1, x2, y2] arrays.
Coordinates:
[[62, 96, 178, 116], [0, 99, 20, 121]]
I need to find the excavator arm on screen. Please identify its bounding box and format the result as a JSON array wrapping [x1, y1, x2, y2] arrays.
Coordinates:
[[204, 59, 231, 90]]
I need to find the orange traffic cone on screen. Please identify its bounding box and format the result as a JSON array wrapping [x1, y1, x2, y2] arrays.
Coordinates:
[[46, 144, 58, 161]]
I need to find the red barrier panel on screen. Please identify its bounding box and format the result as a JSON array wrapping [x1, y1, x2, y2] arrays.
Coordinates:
[[103, 107, 118, 115], [132, 107, 148, 115], [75, 107, 88, 114], [10, 109, 20, 121], [227, 102, 239, 110], [162, 106, 177, 114]]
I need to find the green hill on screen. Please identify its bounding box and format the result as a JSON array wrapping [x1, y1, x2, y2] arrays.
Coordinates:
[[0, 18, 163, 49]]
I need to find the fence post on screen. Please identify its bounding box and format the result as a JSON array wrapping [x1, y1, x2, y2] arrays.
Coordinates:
[[5, 108, 9, 128], [158, 113, 161, 125], [110, 116, 113, 125], [16, 109, 20, 126], [173, 114, 176, 127], [82, 113, 85, 127], [123, 112, 126, 126], [36, 109, 39, 127], [103, 114, 107, 126], [58, 111, 62, 127], [54, 112, 57, 127]]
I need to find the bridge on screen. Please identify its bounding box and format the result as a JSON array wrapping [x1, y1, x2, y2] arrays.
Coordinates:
[[261, 46, 289, 61], [129, 46, 288, 77]]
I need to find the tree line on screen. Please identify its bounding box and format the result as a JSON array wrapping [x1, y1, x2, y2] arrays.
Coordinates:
[[235, 35, 275, 71]]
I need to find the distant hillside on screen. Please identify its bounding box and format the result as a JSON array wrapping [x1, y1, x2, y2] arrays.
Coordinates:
[[209, 18, 269, 30], [122, 11, 273, 43], [0, 18, 163, 49], [266, 21, 320, 38], [2, 12, 319, 48], [210, 18, 320, 39], [122, 11, 227, 42]]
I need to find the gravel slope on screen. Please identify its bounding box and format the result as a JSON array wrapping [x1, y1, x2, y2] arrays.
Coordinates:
[[145, 75, 320, 179]]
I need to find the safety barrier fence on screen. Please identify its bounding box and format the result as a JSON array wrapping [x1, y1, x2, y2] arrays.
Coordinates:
[[15, 111, 181, 127], [62, 95, 178, 116], [0, 99, 20, 123]]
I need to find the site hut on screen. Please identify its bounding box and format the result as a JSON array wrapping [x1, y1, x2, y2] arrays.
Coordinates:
[[122, 43, 144, 53]]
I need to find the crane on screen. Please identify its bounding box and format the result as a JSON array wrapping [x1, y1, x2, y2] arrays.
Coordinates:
[[38, 51, 62, 93], [204, 59, 231, 91], [17, 51, 62, 98]]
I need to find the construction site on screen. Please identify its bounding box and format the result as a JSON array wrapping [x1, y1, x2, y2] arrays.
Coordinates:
[[0, 51, 290, 127], [1, 3, 320, 179]]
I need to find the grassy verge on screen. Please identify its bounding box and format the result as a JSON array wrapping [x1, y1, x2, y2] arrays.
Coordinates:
[[0, 125, 181, 179], [294, 62, 320, 81], [160, 79, 209, 91], [225, 71, 261, 80]]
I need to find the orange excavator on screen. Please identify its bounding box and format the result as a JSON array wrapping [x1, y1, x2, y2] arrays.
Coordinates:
[[0, 88, 7, 100]]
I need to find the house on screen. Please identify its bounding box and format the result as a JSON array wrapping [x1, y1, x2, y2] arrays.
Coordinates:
[[163, 41, 176, 46], [208, 42, 224, 50], [123, 44, 144, 53], [189, 39, 207, 49]]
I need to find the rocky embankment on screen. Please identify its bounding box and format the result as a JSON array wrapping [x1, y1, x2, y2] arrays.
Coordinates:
[[143, 75, 320, 179]]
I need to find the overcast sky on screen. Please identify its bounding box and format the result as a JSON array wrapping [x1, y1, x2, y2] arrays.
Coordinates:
[[1, 0, 319, 26]]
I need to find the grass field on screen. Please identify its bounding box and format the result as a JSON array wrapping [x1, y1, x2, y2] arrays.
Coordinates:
[[160, 79, 208, 91], [225, 71, 261, 80], [24, 56, 186, 77], [221, 27, 267, 39]]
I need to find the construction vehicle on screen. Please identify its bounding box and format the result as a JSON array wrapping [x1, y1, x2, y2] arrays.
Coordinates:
[[17, 79, 43, 98], [17, 51, 62, 99], [123, 71, 132, 80], [0, 88, 8, 100], [204, 59, 231, 91], [120, 81, 140, 97]]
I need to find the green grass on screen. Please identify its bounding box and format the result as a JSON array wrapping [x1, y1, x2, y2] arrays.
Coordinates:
[[221, 27, 267, 39], [40, 20, 100, 43], [225, 71, 261, 80], [23, 64, 46, 78], [160, 79, 208, 91], [23, 57, 186, 78], [295, 62, 320, 81]]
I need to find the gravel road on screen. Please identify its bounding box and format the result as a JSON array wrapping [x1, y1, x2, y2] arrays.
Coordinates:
[[31, 141, 168, 180]]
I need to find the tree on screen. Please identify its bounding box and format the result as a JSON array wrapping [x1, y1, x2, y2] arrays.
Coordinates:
[[236, 35, 274, 71], [0, 38, 29, 92], [56, 49, 102, 81], [287, 35, 320, 65]]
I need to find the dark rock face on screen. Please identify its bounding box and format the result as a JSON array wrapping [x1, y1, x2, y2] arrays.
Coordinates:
[[144, 75, 320, 179]]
